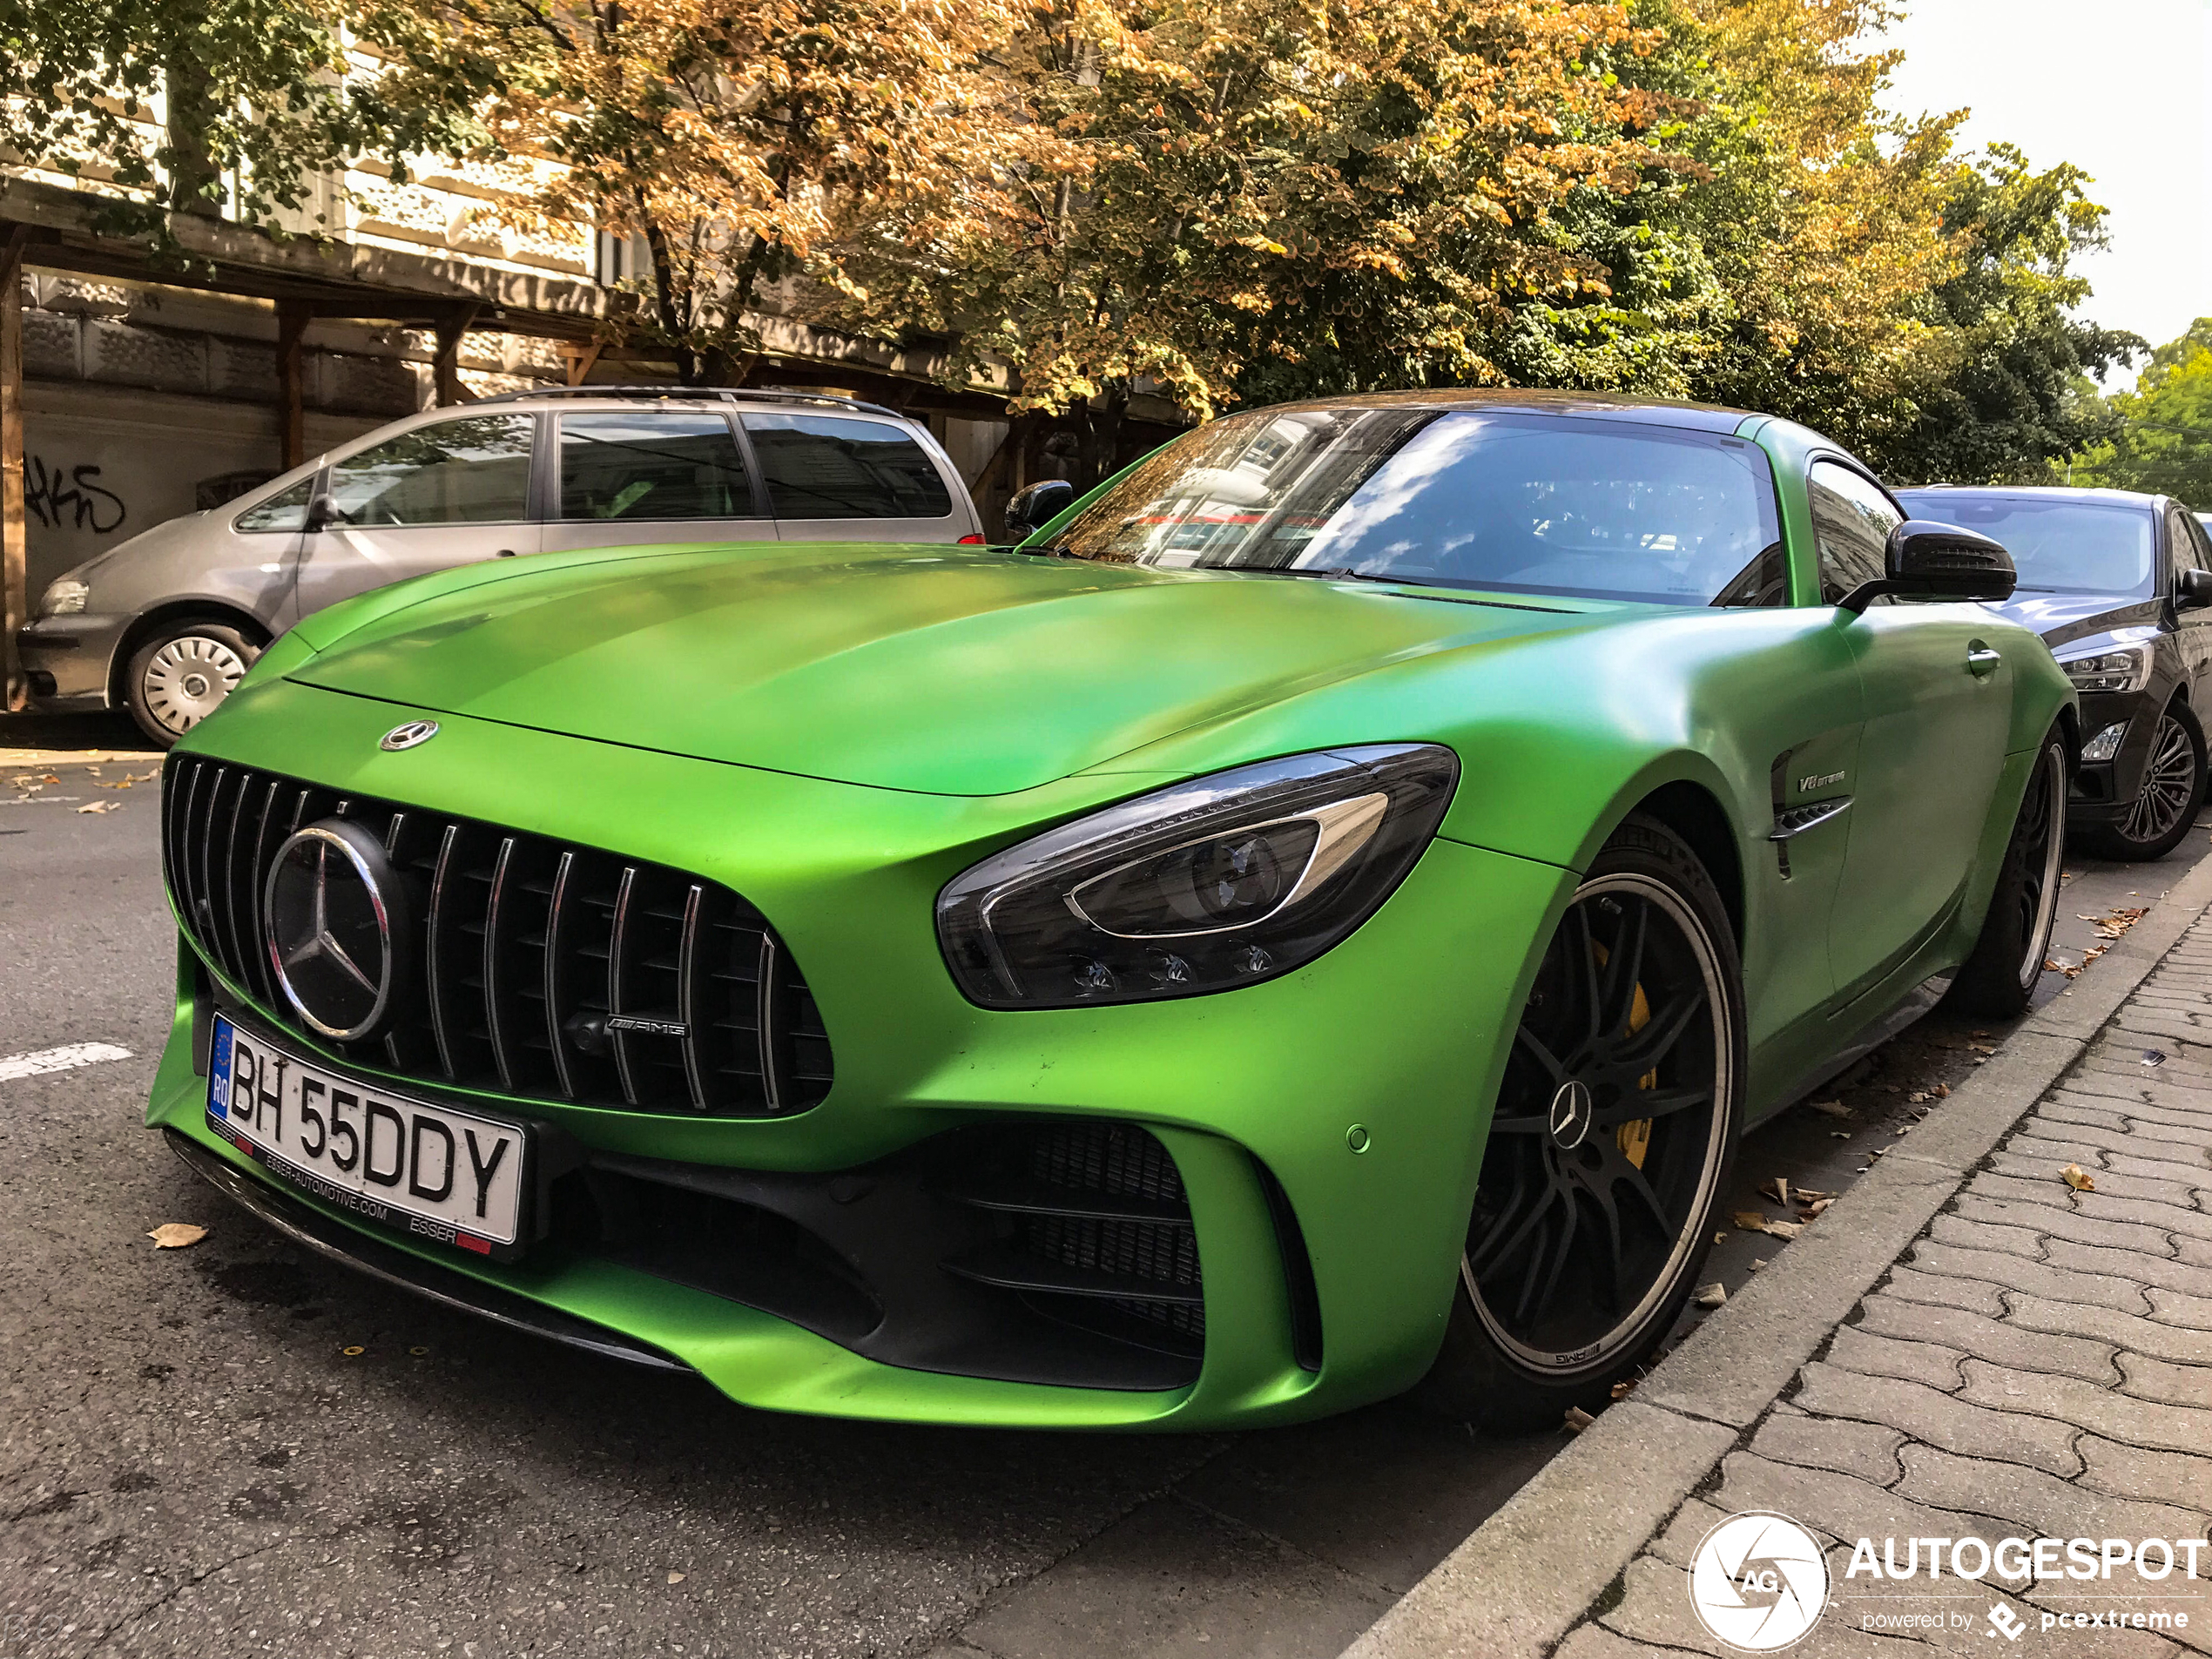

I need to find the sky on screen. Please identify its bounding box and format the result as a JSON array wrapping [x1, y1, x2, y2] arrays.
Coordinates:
[[1876, 0, 2212, 380]]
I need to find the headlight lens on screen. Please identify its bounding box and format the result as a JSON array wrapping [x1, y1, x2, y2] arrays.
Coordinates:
[[37, 579, 89, 617], [937, 745, 1459, 1008], [2080, 721, 2129, 763], [2057, 644, 2152, 694]]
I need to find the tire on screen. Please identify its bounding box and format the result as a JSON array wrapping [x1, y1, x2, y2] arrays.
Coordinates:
[[123, 617, 261, 748], [1419, 813, 1745, 1431], [2084, 701, 2206, 862], [1946, 725, 2068, 1018]]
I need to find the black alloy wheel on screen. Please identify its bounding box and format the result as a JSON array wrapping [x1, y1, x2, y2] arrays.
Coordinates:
[[1420, 815, 1742, 1429], [1948, 726, 2069, 1016], [2094, 703, 2206, 861]]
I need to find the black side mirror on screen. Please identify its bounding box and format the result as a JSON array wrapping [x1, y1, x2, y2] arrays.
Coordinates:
[[1838, 519, 2016, 615], [1003, 479, 1076, 543], [303, 492, 342, 533], [2178, 568, 2212, 610]]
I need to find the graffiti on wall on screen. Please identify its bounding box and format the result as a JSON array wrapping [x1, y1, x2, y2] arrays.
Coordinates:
[[25, 455, 127, 535]]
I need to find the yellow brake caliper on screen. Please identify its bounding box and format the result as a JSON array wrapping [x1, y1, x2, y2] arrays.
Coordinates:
[[1592, 940, 1656, 1169]]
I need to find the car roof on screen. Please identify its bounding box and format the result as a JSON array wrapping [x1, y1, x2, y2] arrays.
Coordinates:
[[1217, 388, 1756, 434], [471, 385, 910, 421], [1898, 483, 2165, 509]]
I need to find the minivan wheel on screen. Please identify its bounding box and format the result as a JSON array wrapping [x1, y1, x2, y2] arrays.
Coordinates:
[[125, 618, 260, 747], [1417, 814, 1743, 1432]]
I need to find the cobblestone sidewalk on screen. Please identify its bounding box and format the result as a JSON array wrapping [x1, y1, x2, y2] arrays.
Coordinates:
[[1568, 921, 2212, 1657]]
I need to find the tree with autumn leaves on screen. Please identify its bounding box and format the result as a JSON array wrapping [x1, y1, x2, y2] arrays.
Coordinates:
[[0, 0, 2140, 483]]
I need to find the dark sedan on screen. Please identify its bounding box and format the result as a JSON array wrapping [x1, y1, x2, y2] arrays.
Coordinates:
[[1900, 486, 2212, 859]]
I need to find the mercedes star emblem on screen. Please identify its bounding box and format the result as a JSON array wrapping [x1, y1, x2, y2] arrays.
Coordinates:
[[1547, 1078, 1595, 1150], [381, 720, 441, 752], [264, 819, 408, 1041]]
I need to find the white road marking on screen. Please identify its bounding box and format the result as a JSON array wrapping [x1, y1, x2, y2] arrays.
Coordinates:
[[0, 1042, 134, 1082]]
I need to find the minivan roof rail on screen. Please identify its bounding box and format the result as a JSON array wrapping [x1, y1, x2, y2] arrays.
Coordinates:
[[473, 384, 905, 420]]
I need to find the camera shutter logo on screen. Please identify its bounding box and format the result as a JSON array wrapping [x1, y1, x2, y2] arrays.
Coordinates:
[[1688, 1512, 1831, 1651]]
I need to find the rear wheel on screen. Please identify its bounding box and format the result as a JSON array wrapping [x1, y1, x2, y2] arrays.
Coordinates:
[[124, 617, 260, 747], [1420, 814, 1743, 1431], [2086, 702, 2204, 861], [1946, 726, 2067, 1017]]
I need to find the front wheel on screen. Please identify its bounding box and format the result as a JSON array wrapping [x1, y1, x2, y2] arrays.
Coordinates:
[[1419, 814, 1744, 1431], [1946, 726, 2068, 1017], [123, 617, 261, 747], [2086, 702, 2205, 862]]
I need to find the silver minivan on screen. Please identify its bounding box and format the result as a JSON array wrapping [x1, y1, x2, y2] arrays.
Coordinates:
[[17, 388, 986, 745]]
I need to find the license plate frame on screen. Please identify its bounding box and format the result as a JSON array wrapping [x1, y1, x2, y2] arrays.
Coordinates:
[[206, 1016, 532, 1261]]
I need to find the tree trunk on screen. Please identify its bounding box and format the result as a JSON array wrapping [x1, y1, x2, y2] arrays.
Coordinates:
[[165, 47, 224, 217]]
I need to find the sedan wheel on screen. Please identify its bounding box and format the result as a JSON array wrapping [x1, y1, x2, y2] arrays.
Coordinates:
[[2100, 705, 2206, 861], [125, 620, 260, 747], [1420, 815, 1742, 1428]]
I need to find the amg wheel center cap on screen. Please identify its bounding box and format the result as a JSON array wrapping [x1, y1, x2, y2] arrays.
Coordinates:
[[1548, 1079, 1595, 1150], [264, 819, 408, 1042]]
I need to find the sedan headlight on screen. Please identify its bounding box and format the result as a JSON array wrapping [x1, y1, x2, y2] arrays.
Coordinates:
[[937, 745, 1459, 1008], [37, 578, 89, 617], [2056, 644, 2153, 695]]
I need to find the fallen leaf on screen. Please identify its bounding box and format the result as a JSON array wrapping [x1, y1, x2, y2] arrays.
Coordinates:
[[1748, 1258, 1767, 1272], [1801, 1197, 1833, 1218], [1563, 1406, 1595, 1433], [1733, 1211, 1769, 1231], [1763, 1177, 1791, 1206], [1932, 1083, 1952, 1099], [1795, 1189, 1836, 1201], [1968, 1043, 1995, 1055], [1829, 1130, 1852, 1139], [1906, 1090, 1930, 1104], [146, 1223, 206, 1249], [1734, 1211, 1801, 1240], [76, 800, 118, 814], [1694, 1282, 1726, 1309], [667, 1571, 687, 1584], [1609, 1379, 1636, 1400], [1811, 1100, 1854, 1120], [2060, 1163, 2095, 1192]]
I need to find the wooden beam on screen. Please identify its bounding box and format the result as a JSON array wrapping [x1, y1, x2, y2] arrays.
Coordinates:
[[2, 222, 30, 712], [432, 304, 481, 406], [276, 300, 309, 472], [561, 339, 604, 387]]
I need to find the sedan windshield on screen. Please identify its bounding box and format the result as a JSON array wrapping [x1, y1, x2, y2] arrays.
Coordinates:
[[1898, 492, 2156, 599], [1040, 407, 1784, 606]]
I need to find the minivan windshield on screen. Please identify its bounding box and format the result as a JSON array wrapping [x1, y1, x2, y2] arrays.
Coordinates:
[[1898, 492, 2156, 599], [1038, 407, 1784, 606]]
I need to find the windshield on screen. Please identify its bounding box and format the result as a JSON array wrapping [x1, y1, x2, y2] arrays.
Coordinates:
[[1040, 408, 1784, 606], [1898, 492, 2156, 599]]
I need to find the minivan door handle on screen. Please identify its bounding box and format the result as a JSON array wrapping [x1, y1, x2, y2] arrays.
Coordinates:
[[1966, 643, 2002, 678]]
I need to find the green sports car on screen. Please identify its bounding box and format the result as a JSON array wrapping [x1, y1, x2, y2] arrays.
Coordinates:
[[149, 392, 2074, 1431]]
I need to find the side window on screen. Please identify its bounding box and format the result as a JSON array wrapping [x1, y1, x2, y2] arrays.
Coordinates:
[[324, 415, 535, 527], [235, 477, 315, 534], [1808, 461, 1902, 604], [741, 414, 954, 520], [558, 413, 757, 522], [2165, 509, 2204, 585]]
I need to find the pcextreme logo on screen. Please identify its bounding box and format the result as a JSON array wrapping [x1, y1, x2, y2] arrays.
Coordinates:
[[1688, 1512, 1831, 1651]]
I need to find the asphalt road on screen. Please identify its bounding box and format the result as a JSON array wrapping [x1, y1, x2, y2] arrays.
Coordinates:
[[3, 735, 2204, 1659]]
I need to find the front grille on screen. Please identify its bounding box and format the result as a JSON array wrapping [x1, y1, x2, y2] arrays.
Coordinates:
[[941, 1122, 1204, 1358], [164, 757, 832, 1116]]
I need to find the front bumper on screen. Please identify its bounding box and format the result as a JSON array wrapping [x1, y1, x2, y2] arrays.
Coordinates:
[[148, 679, 1569, 1429], [16, 613, 128, 707], [2066, 691, 2155, 827]]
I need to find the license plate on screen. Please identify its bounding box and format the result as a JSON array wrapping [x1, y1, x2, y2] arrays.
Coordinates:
[[207, 1017, 528, 1255]]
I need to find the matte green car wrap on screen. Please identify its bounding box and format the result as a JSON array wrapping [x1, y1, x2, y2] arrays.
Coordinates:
[[148, 400, 2075, 1429]]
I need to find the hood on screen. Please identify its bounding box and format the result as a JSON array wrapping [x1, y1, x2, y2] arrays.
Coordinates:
[[1986, 590, 2161, 652], [289, 543, 1596, 795]]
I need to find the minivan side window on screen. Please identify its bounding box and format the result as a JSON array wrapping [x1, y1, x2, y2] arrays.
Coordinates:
[[558, 412, 759, 522], [1809, 461, 1901, 604], [235, 478, 315, 533], [325, 415, 535, 527], [741, 414, 953, 520]]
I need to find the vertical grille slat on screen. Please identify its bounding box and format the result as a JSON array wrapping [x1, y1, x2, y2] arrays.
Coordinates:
[[163, 760, 829, 1117], [482, 836, 522, 1093]]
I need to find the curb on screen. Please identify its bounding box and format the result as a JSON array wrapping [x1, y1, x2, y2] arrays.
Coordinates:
[[1340, 848, 2212, 1659]]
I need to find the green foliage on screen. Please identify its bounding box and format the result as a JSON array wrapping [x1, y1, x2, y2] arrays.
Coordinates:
[[2074, 320, 2212, 506]]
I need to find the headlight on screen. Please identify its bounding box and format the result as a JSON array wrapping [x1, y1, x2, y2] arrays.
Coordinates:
[[37, 579, 89, 617], [2056, 644, 2152, 694], [936, 745, 1458, 1008], [2080, 721, 2129, 763]]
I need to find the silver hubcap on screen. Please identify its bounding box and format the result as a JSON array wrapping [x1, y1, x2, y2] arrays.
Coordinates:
[[2120, 713, 2196, 846], [142, 635, 246, 736]]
